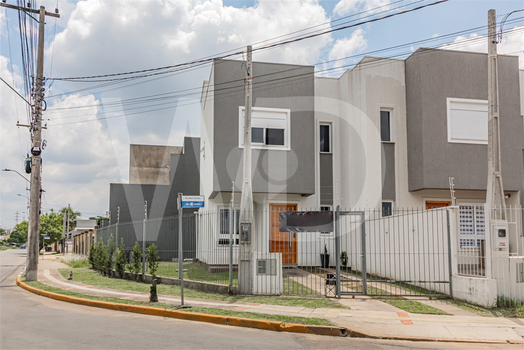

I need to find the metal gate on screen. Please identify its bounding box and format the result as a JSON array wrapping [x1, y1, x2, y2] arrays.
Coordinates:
[[327, 207, 452, 298]]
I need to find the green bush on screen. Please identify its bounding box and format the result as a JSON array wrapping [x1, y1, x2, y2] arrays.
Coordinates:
[[106, 234, 116, 274], [95, 241, 109, 275], [147, 244, 160, 279], [114, 238, 127, 278], [129, 241, 142, 281], [88, 244, 96, 269]]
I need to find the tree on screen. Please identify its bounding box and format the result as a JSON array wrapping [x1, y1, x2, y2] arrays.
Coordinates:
[[39, 212, 63, 249], [60, 207, 81, 230], [114, 238, 127, 278], [0, 228, 6, 236], [147, 244, 160, 279], [106, 234, 116, 274], [12, 221, 28, 243], [129, 241, 142, 281], [7, 231, 25, 244]]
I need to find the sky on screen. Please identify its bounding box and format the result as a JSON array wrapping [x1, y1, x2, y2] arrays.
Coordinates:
[[0, 0, 523, 229]]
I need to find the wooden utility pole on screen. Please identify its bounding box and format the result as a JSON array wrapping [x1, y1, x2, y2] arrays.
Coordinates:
[[0, 3, 60, 281], [239, 46, 254, 294], [486, 9, 506, 220]]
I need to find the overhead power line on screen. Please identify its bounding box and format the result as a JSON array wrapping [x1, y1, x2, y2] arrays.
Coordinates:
[[48, 0, 449, 83]]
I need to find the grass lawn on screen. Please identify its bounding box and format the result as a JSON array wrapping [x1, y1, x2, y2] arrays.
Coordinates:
[[0, 246, 15, 252], [155, 262, 238, 286], [24, 280, 332, 326], [383, 300, 449, 315], [59, 267, 345, 309]]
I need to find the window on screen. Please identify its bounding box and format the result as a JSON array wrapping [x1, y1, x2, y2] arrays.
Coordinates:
[[252, 127, 264, 144], [382, 202, 393, 217], [266, 128, 285, 146], [239, 107, 290, 150], [380, 110, 392, 142], [447, 98, 488, 144], [219, 209, 240, 245], [458, 205, 485, 248], [320, 124, 331, 153], [320, 206, 332, 234]]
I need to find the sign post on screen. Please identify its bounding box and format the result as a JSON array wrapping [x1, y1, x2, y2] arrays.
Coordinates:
[[178, 194, 205, 307]]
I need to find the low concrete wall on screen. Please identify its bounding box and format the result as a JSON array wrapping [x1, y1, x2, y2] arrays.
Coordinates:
[[109, 270, 237, 295], [452, 275, 497, 308]]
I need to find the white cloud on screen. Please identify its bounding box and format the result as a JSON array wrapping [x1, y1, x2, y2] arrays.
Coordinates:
[[1, 0, 334, 228], [440, 26, 524, 68], [333, 0, 391, 17], [328, 28, 367, 70]]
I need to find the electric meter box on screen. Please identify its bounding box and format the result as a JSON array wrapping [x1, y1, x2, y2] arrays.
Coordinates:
[[494, 224, 508, 251]]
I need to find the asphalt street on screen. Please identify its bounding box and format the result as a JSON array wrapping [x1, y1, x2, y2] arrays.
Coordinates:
[[0, 249, 519, 350]]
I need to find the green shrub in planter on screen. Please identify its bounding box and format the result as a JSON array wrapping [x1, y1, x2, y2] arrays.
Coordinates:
[[114, 238, 127, 278], [129, 241, 142, 281], [147, 244, 160, 279]]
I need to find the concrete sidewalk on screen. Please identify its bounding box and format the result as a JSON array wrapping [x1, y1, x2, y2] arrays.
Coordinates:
[[32, 256, 524, 343]]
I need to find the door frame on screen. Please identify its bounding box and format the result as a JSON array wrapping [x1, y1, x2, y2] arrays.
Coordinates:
[[268, 202, 298, 266]]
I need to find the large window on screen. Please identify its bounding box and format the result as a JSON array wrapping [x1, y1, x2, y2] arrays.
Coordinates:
[[239, 107, 290, 150], [320, 124, 331, 153], [219, 209, 240, 245], [447, 98, 488, 144], [380, 110, 392, 142]]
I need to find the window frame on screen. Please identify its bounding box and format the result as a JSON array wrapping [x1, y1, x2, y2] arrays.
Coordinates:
[[218, 208, 240, 246], [381, 201, 393, 217], [380, 109, 394, 143], [446, 98, 488, 145], [238, 106, 291, 151], [319, 123, 332, 154]]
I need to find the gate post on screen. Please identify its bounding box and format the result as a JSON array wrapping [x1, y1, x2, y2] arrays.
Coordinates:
[[335, 206, 341, 298], [446, 209, 453, 298], [361, 212, 367, 295]]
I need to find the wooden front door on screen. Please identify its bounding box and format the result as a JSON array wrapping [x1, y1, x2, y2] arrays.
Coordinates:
[[269, 203, 298, 265], [425, 201, 451, 210]]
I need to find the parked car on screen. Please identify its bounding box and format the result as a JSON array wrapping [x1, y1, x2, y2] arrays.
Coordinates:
[[20, 244, 27, 249]]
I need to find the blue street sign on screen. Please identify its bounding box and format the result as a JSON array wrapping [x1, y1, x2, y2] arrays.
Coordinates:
[[44, 236, 50, 239], [181, 195, 205, 208]]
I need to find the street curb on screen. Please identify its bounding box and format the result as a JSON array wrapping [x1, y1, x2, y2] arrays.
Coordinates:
[[17, 276, 344, 337], [17, 276, 524, 344]]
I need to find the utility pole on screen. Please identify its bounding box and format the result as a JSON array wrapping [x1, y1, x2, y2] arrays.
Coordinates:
[[0, 3, 61, 281], [239, 45, 254, 295], [14, 211, 20, 225], [66, 204, 70, 254], [486, 9, 508, 272], [486, 9, 507, 219], [62, 210, 66, 254]]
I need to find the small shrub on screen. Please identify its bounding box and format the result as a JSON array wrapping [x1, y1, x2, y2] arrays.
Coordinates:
[[129, 241, 142, 281], [106, 234, 116, 274], [114, 238, 127, 278], [95, 241, 109, 275], [147, 244, 160, 279], [88, 244, 96, 269], [61, 254, 89, 268]]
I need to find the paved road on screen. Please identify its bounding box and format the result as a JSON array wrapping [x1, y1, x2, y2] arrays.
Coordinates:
[[0, 249, 518, 350]]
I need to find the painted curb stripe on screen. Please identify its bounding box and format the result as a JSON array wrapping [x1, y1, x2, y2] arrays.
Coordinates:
[[16, 276, 524, 344]]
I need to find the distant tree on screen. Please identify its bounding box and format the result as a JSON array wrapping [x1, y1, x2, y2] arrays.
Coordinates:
[[12, 221, 29, 243], [59, 207, 81, 230], [89, 216, 110, 226], [7, 231, 25, 244], [39, 212, 63, 249], [0, 228, 6, 236]]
